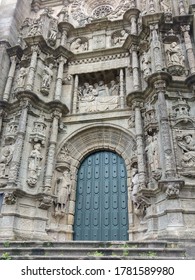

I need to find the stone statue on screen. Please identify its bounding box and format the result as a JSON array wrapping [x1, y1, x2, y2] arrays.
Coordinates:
[[177, 133, 195, 167], [97, 80, 108, 96], [41, 64, 54, 95], [145, 133, 159, 175], [141, 52, 152, 77], [16, 67, 27, 88], [48, 20, 58, 46], [166, 42, 185, 66], [27, 143, 42, 187], [109, 80, 119, 96], [131, 167, 139, 205], [0, 146, 13, 178], [55, 170, 72, 214]]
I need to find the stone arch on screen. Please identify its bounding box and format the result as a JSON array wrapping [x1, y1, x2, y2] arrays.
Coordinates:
[[55, 124, 137, 240]]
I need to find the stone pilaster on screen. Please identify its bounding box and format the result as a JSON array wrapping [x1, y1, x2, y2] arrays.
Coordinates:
[[26, 45, 39, 91], [44, 110, 61, 192], [54, 57, 67, 101], [131, 44, 141, 90], [181, 25, 195, 74], [154, 80, 176, 178], [3, 56, 17, 101], [150, 24, 163, 72], [7, 101, 29, 187], [133, 101, 146, 187], [72, 74, 79, 114], [119, 69, 125, 108]]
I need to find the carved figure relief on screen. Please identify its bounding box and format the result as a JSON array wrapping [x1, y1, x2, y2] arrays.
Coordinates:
[[112, 30, 128, 46], [78, 79, 120, 113], [141, 52, 152, 78], [40, 64, 54, 96], [166, 42, 185, 66], [177, 133, 195, 167], [0, 146, 13, 178], [16, 67, 28, 89], [28, 19, 43, 36], [48, 20, 58, 46], [70, 38, 88, 53], [54, 170, 72, 216], [145, 133, 160, 176], [27, 143, 43, 187]]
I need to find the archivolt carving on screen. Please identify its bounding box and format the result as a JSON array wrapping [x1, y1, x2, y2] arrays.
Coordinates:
[[57, 125, 136, 178]]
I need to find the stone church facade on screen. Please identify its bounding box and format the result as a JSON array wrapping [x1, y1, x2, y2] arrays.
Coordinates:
[[0, 0, 195, 242]]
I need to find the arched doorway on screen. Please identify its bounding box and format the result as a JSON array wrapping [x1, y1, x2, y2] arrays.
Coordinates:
[[74, 150, 129, 241]]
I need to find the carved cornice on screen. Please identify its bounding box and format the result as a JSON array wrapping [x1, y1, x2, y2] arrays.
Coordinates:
[[142, 13, 163, 26], [7, 45, 23, 60]]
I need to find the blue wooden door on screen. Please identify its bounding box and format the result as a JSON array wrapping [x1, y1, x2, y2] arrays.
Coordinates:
[[74, 151, 128, 241]]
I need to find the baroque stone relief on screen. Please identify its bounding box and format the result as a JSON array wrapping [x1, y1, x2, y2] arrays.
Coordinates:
[[176, 132, 195, 168], [111, 30, 129, 46], [70, 38, 88, 53], [29, 114, 47, 146], [165, 42, 186, 75], [77, 78, 120, 113], [0, 145, 14, 181], [40, 63, 54, 96]]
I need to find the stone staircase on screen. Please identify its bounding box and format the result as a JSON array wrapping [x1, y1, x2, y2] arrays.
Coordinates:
[[0, 241, 190, 260]]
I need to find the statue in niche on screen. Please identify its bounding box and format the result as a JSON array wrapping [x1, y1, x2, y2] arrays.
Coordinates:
[[55, 169, 72, 214], [166, 42, 185, 66], [160, 0, 171, 13], [48, 20, 58, 46], [141, 52, 152, 78], [109, 80, 119, 96], [145, 133, 159, 175], [70, 38, 88, 52], [16, 67, 27, 88], [0, 146, 13, 178], [131, 167, 139, 205], [28, 18, 43, 36], [27, 143, 42, 187], [113, 30, 128, 45], [177, 133, 195, 167], [41, 64, 54, 95]]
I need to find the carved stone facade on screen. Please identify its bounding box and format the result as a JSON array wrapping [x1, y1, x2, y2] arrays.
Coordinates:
[[0, 0, 195, 242]]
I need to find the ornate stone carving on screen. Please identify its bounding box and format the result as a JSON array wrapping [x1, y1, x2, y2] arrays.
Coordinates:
[[78, 79, 120, 113], [144, 105, 158, 134], [28, 18, 43, 36], [70, 38, 88, 53], [27, 143, 43, 187], [4, 118, 18, 145], [141, 52, 152, 79], [54, 169, 72, 217], [160, 0, 171, 13], [48, 19, 58, 46], [145, 132, 160, 177], [4, 192, 16, 205], [165, 42, 185, 75], [56, 145, 71, 171], [29, 114, 47, 146], [39, 195, 53, 210], [16, 67, 28, 89], [128, 112, 135, 129], [177, 133, 195, 167], [40, 63, 54, 96], [159, 180, 183, 199], [0, 145, 14, 179], [112, 30, 129, 46]]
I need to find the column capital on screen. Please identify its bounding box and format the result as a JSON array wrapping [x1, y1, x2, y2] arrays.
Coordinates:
[[52, 110, 62, 119], [132, 100, 144, 109]]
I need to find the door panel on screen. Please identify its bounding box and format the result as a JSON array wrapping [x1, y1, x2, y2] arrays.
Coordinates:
[[74, 151, 128, 241]]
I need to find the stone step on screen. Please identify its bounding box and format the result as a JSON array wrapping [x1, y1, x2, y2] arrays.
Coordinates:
[[0, 241, 187, 260]]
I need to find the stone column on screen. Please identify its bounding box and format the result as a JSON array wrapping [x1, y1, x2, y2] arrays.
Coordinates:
[[61, 29, 68, 46], [3, 56, 17, 101], [120, 69, 125, 108], [133, 101, 146, 187], [181, 25, 195, 74], [150, 24, 163, 72], [131, 44, 140, 90], [44, 110, 61, 192], [54, 57, 67, 101], [72, 74, 79, 114], [8, 101, 29, 186], [26, 46, 39, 91], [155, 80, 176, 178]]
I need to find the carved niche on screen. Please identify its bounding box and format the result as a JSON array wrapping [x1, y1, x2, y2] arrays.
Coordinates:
[[76, 71, 123, 113], [29, 114, 47, 146], [4, 117, 18, 145]]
